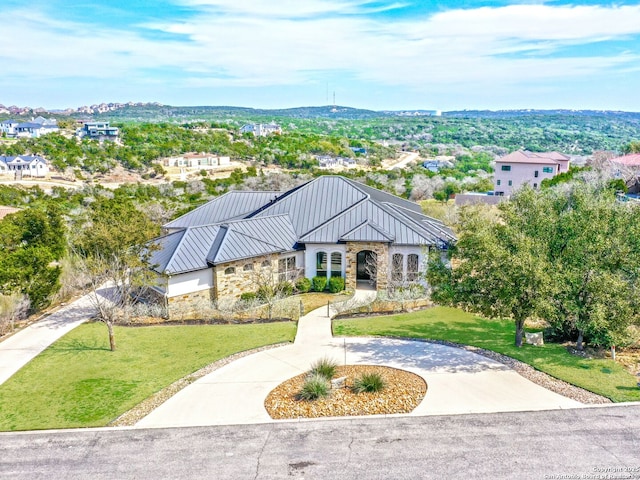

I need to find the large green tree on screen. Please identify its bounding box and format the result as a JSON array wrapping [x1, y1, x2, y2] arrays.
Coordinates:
[[429, 184, 640, 349], [428, 191, 553, 347], [0, 206, 66, 309]]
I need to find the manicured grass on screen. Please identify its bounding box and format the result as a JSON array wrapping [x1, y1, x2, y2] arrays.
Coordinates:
[[0, 321, 296, 431], [334, 307, 640, 403]]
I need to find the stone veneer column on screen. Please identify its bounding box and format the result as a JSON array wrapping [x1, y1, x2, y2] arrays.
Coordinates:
[[345, 242, 390, 292]]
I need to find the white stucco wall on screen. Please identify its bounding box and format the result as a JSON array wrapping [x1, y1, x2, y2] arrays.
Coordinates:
[[167, 269, 213, 297]]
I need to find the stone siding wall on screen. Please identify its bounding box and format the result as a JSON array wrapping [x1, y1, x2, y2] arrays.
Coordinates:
[[345, 242, 390, 292], [215, 255, 288, 299], [167, 288, 213, 319]]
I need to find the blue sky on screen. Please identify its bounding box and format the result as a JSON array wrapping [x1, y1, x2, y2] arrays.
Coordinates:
[[1, 0, 639, 111]]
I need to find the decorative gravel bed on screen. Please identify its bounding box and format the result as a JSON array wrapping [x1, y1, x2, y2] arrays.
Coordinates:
[[264, 365, 427, 419]]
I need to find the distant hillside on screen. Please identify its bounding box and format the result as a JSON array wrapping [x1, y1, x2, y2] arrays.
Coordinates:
[[445, 109, 640, 122], [84, 104, 387, 122]]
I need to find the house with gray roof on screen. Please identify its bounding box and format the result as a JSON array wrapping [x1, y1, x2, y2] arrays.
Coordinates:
[[148, 176, 455, 315], [0, 155, 49, 178]]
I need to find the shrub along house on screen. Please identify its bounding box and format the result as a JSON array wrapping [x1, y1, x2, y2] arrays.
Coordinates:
[[148, 176, 455, 315]]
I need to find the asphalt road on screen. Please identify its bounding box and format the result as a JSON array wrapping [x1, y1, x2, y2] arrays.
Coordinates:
[[1, 405, 639, 479]]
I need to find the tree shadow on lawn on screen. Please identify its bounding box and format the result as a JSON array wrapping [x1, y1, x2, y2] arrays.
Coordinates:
[[344, 338, 510, 374], [49, 338, 111, 354]]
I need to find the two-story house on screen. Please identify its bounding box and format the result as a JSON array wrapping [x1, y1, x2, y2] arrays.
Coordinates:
[[493, 151, 570, 196]]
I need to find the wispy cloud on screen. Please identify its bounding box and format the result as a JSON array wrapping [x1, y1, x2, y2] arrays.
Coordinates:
[[1, 1, 639, 108]]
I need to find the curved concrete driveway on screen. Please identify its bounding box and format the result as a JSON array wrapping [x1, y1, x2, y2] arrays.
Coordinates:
[[137, 294, 581, 428]]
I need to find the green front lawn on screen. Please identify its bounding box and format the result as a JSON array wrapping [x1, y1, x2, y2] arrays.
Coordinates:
[[0, 321, 296, 431], [334, 307, 640, 403]]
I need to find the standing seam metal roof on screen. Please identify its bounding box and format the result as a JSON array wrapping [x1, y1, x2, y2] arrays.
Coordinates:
[[164, 191, 280, 230], [153, 176, 457, 275]]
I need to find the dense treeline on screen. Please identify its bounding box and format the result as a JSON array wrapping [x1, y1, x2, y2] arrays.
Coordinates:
[[0, 123, 394, 173]]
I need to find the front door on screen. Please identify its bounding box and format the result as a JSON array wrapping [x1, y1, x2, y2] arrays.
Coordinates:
[[356, 250, 377, 282]]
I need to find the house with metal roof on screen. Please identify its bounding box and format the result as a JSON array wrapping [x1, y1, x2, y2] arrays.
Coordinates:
[[493, 150, 570, 196], [148, 176, 455, 314]]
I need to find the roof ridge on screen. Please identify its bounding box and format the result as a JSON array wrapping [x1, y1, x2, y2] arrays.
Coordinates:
[[226, 226, 287, 251], [298, 195, 370, 238], [375, 201, 452, 244], [207, 225, 229, 264], [338, 218, 370, 239], [165, 191, 233, 226], [156, 228, 188, 273], [366, 221, 395, 241]]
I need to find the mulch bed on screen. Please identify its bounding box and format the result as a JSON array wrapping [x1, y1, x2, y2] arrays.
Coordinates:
[[264, 365, 427, 419]]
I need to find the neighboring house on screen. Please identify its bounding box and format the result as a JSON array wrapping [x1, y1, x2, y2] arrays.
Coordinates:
[[493, 150, 570, 196], [0, 155, 49, 178], [163, 153, 231, 169], [240, 123, 282, 137], [76, 122, 119, 141], [0, 119, 20, 137], [316, 156, 357, 169], [609, 153, 640, 193], [149, 176, 455, 315], [13, 116, 59, 138]]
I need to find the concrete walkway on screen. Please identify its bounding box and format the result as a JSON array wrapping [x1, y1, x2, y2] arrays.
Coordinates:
[[136, 289, 581, 428], [0, 293, 97, 386]]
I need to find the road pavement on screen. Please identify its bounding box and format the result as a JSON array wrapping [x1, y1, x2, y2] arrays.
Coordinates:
[[2, 405, 639, 479]]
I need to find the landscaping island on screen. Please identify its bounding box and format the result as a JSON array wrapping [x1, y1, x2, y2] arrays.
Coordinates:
[[265, 365, 426, 419]]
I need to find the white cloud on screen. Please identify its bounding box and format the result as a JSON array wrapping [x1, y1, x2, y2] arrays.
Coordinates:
[[1, 2, 640, 105]]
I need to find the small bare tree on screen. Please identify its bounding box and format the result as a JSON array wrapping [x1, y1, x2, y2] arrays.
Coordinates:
[[0, 293, 30, 336], [251, 255, 302, 320]]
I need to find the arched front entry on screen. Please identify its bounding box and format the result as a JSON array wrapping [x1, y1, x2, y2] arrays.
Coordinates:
[[356, 250, 377, 284]]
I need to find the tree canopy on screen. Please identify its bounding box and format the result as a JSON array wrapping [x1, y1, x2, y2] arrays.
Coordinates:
[[428, 182, 640, 348]]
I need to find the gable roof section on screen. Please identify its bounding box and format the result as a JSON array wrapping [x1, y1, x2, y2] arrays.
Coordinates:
[[151, 215, 297, 274], [206, 215, 297, 264], [249, 176, 368, 236], [339, 220, 395, 242], [164, 190, 280, 230], [150, 226, 221, 274], [300, 197, 454, 246]]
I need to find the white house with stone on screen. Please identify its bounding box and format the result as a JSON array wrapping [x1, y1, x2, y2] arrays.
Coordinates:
[[240, 123, 282, 137], [493, 150, 570, 196], [163, 153, 231, 169], [148, 176, 455, 316], [0, 155, 49, 178]]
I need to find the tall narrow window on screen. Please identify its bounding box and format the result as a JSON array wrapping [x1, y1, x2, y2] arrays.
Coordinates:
[[316, 252, 327, 278], [407, 254, 419, 282], [534, 170, 539, 178], [391, 253, 404, 282], [330, 252, 342, 278], [278, 256, 297, 282]]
